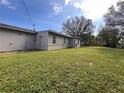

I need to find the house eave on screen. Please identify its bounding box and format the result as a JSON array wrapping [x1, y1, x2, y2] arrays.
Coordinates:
[[0, 23, 35, 34]]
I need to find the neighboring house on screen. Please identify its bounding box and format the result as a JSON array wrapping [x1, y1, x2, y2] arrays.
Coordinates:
[[0, 23, 81, 52]]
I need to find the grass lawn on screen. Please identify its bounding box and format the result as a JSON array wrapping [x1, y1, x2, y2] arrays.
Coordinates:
[[0, 47, 124, 93]]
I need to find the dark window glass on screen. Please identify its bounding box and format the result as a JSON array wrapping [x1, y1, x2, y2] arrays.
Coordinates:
[[64, 38, 66, 43], [53, 36, 56, 44]]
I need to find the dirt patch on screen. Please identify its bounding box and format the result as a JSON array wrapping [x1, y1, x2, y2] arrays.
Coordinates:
[[0, 52, 17, 57]]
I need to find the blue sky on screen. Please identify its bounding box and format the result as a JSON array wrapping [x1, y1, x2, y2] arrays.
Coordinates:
[[0, 0, 119, 35]]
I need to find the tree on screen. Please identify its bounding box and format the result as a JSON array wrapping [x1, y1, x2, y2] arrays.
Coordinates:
[[90, 35, 98, 46], [98, 27, 119, 47], [62, 16, 94, 45], [116, 1, 124, 48], [104, 5, 117, 27], [118, 32, 124, 48], [103, 1, 124, 48]]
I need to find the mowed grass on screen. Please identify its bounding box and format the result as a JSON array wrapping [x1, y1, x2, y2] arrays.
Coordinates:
[[0, 47, 124, 93]]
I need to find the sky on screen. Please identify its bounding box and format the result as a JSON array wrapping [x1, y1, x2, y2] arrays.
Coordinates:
[[0, 0, 119, 35]]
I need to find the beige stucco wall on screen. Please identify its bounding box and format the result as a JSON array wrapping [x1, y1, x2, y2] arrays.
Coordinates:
[[48, 33, 70, 50], [0, 28, 35, 52]]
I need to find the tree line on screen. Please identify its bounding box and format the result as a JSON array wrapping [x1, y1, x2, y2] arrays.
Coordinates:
[[62, 0, 124, 48]]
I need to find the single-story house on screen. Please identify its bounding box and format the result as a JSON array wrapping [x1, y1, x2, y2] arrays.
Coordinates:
[[35, 30, 81, 51], [0, 23, 81, 52]]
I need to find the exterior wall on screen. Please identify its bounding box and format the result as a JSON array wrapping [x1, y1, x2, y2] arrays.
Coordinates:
[[0, 28, 35, 52], [48, 33, 70, 50], [75, 39, 81, 48], [69, 39, 75, 48], [69, 38, 81, 48], [35, 32, 48, 50], [0, 28, 81, 52]]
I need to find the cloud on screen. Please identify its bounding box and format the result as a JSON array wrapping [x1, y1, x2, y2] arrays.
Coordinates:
[[65, 0, 72, 5], [67, 16, 71, 18], [65, 0, 119, 20], [0, 0, 10, 5], [51, 3, 62, 15], [0, 0, 15, 9]]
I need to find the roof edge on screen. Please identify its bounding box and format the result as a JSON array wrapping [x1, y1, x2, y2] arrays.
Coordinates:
[[0, 23, 35, 34], [38, 30, 72, 38]]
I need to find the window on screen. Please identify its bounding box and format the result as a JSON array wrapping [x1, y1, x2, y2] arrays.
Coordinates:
[[64, 38, 66, 44], [53, 36, 56, 44]]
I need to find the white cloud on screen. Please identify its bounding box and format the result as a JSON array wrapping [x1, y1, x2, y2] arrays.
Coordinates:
[[52, 3, 62, 15], [0, 0, 15, 9], [65, 0, 72, 5], [67, 16, 71, 18], [0, 0, 10, 5], [65, 0, 119, 20]]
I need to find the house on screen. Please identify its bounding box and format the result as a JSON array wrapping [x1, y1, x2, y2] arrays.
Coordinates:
[[0, 23, 81, 52], [0, 23, 35, 52], [35, 30, 81, 50]]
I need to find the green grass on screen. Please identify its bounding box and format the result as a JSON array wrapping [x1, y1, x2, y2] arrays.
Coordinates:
[[0, 47, 124, 93]]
